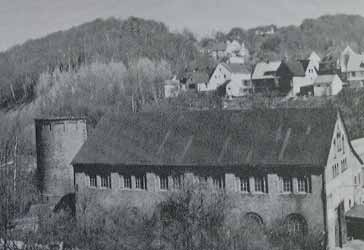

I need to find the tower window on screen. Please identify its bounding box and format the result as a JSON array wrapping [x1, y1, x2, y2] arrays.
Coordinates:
[[281, 177, 293, 193], [122, 175, 132, 189], [297, 176, 311, 193]]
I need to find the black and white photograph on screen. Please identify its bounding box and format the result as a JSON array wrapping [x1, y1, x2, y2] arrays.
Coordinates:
[[1, 1, 364, 249]]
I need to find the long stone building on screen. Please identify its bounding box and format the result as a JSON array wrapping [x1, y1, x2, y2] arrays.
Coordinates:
[[35, 108, 364, 249]]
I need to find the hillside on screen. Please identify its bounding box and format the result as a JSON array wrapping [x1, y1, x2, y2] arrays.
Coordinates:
[[0, 16, 210, 109], [209, 14, 364, 63]]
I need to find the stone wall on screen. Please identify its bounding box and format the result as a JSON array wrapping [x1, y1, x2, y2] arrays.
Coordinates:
[[36, 118, 87, 203], [74, 166, 325, 232]]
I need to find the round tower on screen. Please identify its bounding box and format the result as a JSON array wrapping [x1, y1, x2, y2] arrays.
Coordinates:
[[35, 117, 87, 203]]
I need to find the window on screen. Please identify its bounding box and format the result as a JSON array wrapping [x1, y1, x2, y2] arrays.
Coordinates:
[[123, 175, 132, 189], [341, 158, 348, 173], [160, 175, 169, 190], [100, 174, 111, 188], [355, 176, 357, 185], [172, 175, 183, 189], [352, 72, 356, 77], [89, 174, 97, 187], [198, 175, 209, 183], [297, 177, 311, 193], [254, 176, 268, 193], [286, 214, 307, 235], [342, 135, 345, 154], [135, 174, 147, 190], [281, 177, 293, 193], [332, 163, 340, 178], [213, 175, 225, 189], [337, 130, 342, 152], [240, 177, 250, 192]]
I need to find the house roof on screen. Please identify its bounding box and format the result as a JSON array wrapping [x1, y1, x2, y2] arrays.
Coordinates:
[[72, 108, 339, 168], [351, 138, 364, 161], [346, 54, 364, 72], [252, 61, 281, 79], [284, 61, 306, 76], [221, 63, 250, 74], [187, 71, 209, 84], [314, 74, 337, 85]]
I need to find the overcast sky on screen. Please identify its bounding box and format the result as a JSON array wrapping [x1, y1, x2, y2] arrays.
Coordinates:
[[1, 0, 364, 51]]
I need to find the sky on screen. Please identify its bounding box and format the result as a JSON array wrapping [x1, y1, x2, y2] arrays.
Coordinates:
[[1, 0, 364, 51]]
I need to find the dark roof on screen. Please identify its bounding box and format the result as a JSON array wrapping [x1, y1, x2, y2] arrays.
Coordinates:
[[346, 205, 364, 220], [72, 108, 339, 168], [299, 59, 310, 72], [221, 63, 250, 74], [285, 61, 306, 76], [187, 71, 209, 84]]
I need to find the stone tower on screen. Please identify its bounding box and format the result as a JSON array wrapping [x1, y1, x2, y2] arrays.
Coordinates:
[[35, 117, 87, 203]]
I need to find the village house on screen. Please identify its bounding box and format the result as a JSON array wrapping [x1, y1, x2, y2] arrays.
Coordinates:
[[201, 63, 252, 97], [251, 60, 281, 94], [164, 77, 181, 98], [313, 74, 343, 97], [70, 108, 364, 250], [209, 42, 227, 60], [291, 52, 321, 96], [179, 71, 209, 92], [344, 53, 364, 88]]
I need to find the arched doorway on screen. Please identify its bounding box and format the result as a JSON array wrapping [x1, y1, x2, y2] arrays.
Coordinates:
[[244, 212, 264, 230], [285, 214, 307, 236]]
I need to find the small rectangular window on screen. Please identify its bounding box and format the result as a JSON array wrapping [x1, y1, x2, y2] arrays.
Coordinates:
[[123, 175, 132, 189], [172, 175, 183, 189], [89, 174, 97, 187], [240, 177, 250, 192], [136, 174, 147, 190], [282, 177, 293, 193], [297, 176, 311, 193], [160, 175, 169, 190], [100, 174, 111, 188], [254, 176, 268, 193], [213, 175, 225, 189]]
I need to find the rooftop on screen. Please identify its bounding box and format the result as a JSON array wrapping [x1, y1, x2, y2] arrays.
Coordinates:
[[72, 108, 340, 168], [252, 61, 281, 79]]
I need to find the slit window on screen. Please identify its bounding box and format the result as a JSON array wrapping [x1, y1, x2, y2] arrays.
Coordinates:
[[297, 176, 311, 193], [123, 175, 132, 189], [172, 175, 183, 189], [281, 177, 293, 193]]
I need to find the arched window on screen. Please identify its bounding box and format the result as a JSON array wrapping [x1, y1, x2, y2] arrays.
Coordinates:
[[285, 214, 307, 235], [244, 212, 264, 227]]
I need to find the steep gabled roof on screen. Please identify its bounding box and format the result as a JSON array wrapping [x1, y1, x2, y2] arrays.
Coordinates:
[[252, 61, 281, 79], [72, 108, 339, 168], [283, 61, 306, 77], [221, 63, 250, 74]]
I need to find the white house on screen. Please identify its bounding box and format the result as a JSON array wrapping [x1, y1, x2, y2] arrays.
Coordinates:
[[313, 74, 343, 96], [225, 66, 252, 98], [345, 53, 364, 88]]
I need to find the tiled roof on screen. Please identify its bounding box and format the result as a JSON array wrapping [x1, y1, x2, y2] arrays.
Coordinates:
[[252, 61, 281, 79], [72, 108, 339, 168], [221, 63, 250, 74]]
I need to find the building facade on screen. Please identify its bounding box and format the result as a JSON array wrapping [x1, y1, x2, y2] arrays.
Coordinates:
[[71, 108, 363, 249]]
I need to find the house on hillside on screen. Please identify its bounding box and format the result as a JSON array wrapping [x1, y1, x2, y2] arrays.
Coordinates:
[[210, 42, 227, 60], [71, 108, 364, 249], [180, 71, 209, 92], [313, 74, 343, 96], [251, 61, 281, 94], [164, 77, 181, 98], [202, 63, 252, 97], [340, 46, 356, 77], [345, 53, 364, 88], [292, 52, 321, 96]]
